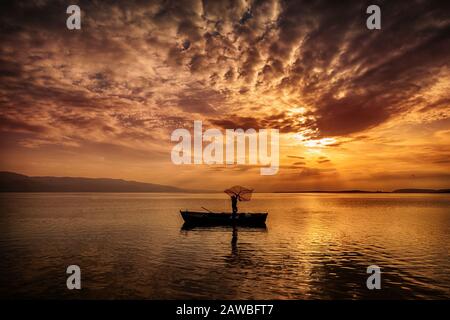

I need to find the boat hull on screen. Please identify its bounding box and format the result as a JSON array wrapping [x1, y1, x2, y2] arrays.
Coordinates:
[[180, 210, 268, 226]]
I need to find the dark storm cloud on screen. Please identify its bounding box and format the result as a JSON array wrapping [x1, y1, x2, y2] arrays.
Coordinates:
[[0, 0, 448, 148], [0, 115, 48, 134], [210, 111, 308, 133], [273, 0, 450, 136], [173, 88, 226, 114]]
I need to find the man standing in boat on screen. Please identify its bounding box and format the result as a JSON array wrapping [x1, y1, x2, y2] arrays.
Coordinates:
[[225, 186, 253, 220]]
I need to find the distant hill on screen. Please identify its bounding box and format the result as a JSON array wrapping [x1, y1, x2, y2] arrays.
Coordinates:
[[314, 190, 386, 193], [0, 171, 185, 192], [393, 188, 450, 193], [1, 171, 448, 193], [275, 189, 450, 193], [275, 190, 385, 193]]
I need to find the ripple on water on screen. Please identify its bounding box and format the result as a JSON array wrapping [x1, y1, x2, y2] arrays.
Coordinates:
[[0, 192, 449, 299]]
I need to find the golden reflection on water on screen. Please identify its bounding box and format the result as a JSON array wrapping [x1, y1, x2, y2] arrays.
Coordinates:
[[0, 193, 449, 299]]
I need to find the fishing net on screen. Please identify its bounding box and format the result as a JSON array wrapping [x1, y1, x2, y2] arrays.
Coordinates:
[[224, 185, 253, 201]]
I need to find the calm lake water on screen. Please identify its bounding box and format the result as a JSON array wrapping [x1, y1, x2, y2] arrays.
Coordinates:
[[0, 192, 449, 299]]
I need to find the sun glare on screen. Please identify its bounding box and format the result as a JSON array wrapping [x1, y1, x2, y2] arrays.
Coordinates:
[[303, 138, 337, 148]]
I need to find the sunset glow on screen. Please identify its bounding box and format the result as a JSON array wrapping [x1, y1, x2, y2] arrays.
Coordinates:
[[0, 0, 449, 191]]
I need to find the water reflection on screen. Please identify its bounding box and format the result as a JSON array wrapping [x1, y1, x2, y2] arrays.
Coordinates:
[[1, 193, 449, 299], [180, 223, 267, 232], [231, 224, 238, 254], [180, 223, 268, 270]]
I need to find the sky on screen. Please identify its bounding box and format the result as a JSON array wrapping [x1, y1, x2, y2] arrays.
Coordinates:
[[0, 0, 449, 191]]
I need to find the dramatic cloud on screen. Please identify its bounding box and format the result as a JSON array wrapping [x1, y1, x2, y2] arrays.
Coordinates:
[[0, 0, 449, 190]]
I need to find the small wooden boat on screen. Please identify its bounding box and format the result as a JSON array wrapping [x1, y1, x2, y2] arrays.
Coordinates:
[[180, 210, 268, 226]]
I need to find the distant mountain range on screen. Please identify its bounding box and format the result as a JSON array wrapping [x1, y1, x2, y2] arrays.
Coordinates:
[[0, 171, 185, 192], [392, 188, 450, 193], [1, 171, 449, 193], [276, 189, 450, 193]]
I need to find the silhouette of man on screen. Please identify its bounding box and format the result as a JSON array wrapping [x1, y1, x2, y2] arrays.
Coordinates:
[[231, 195, 238, 219]]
